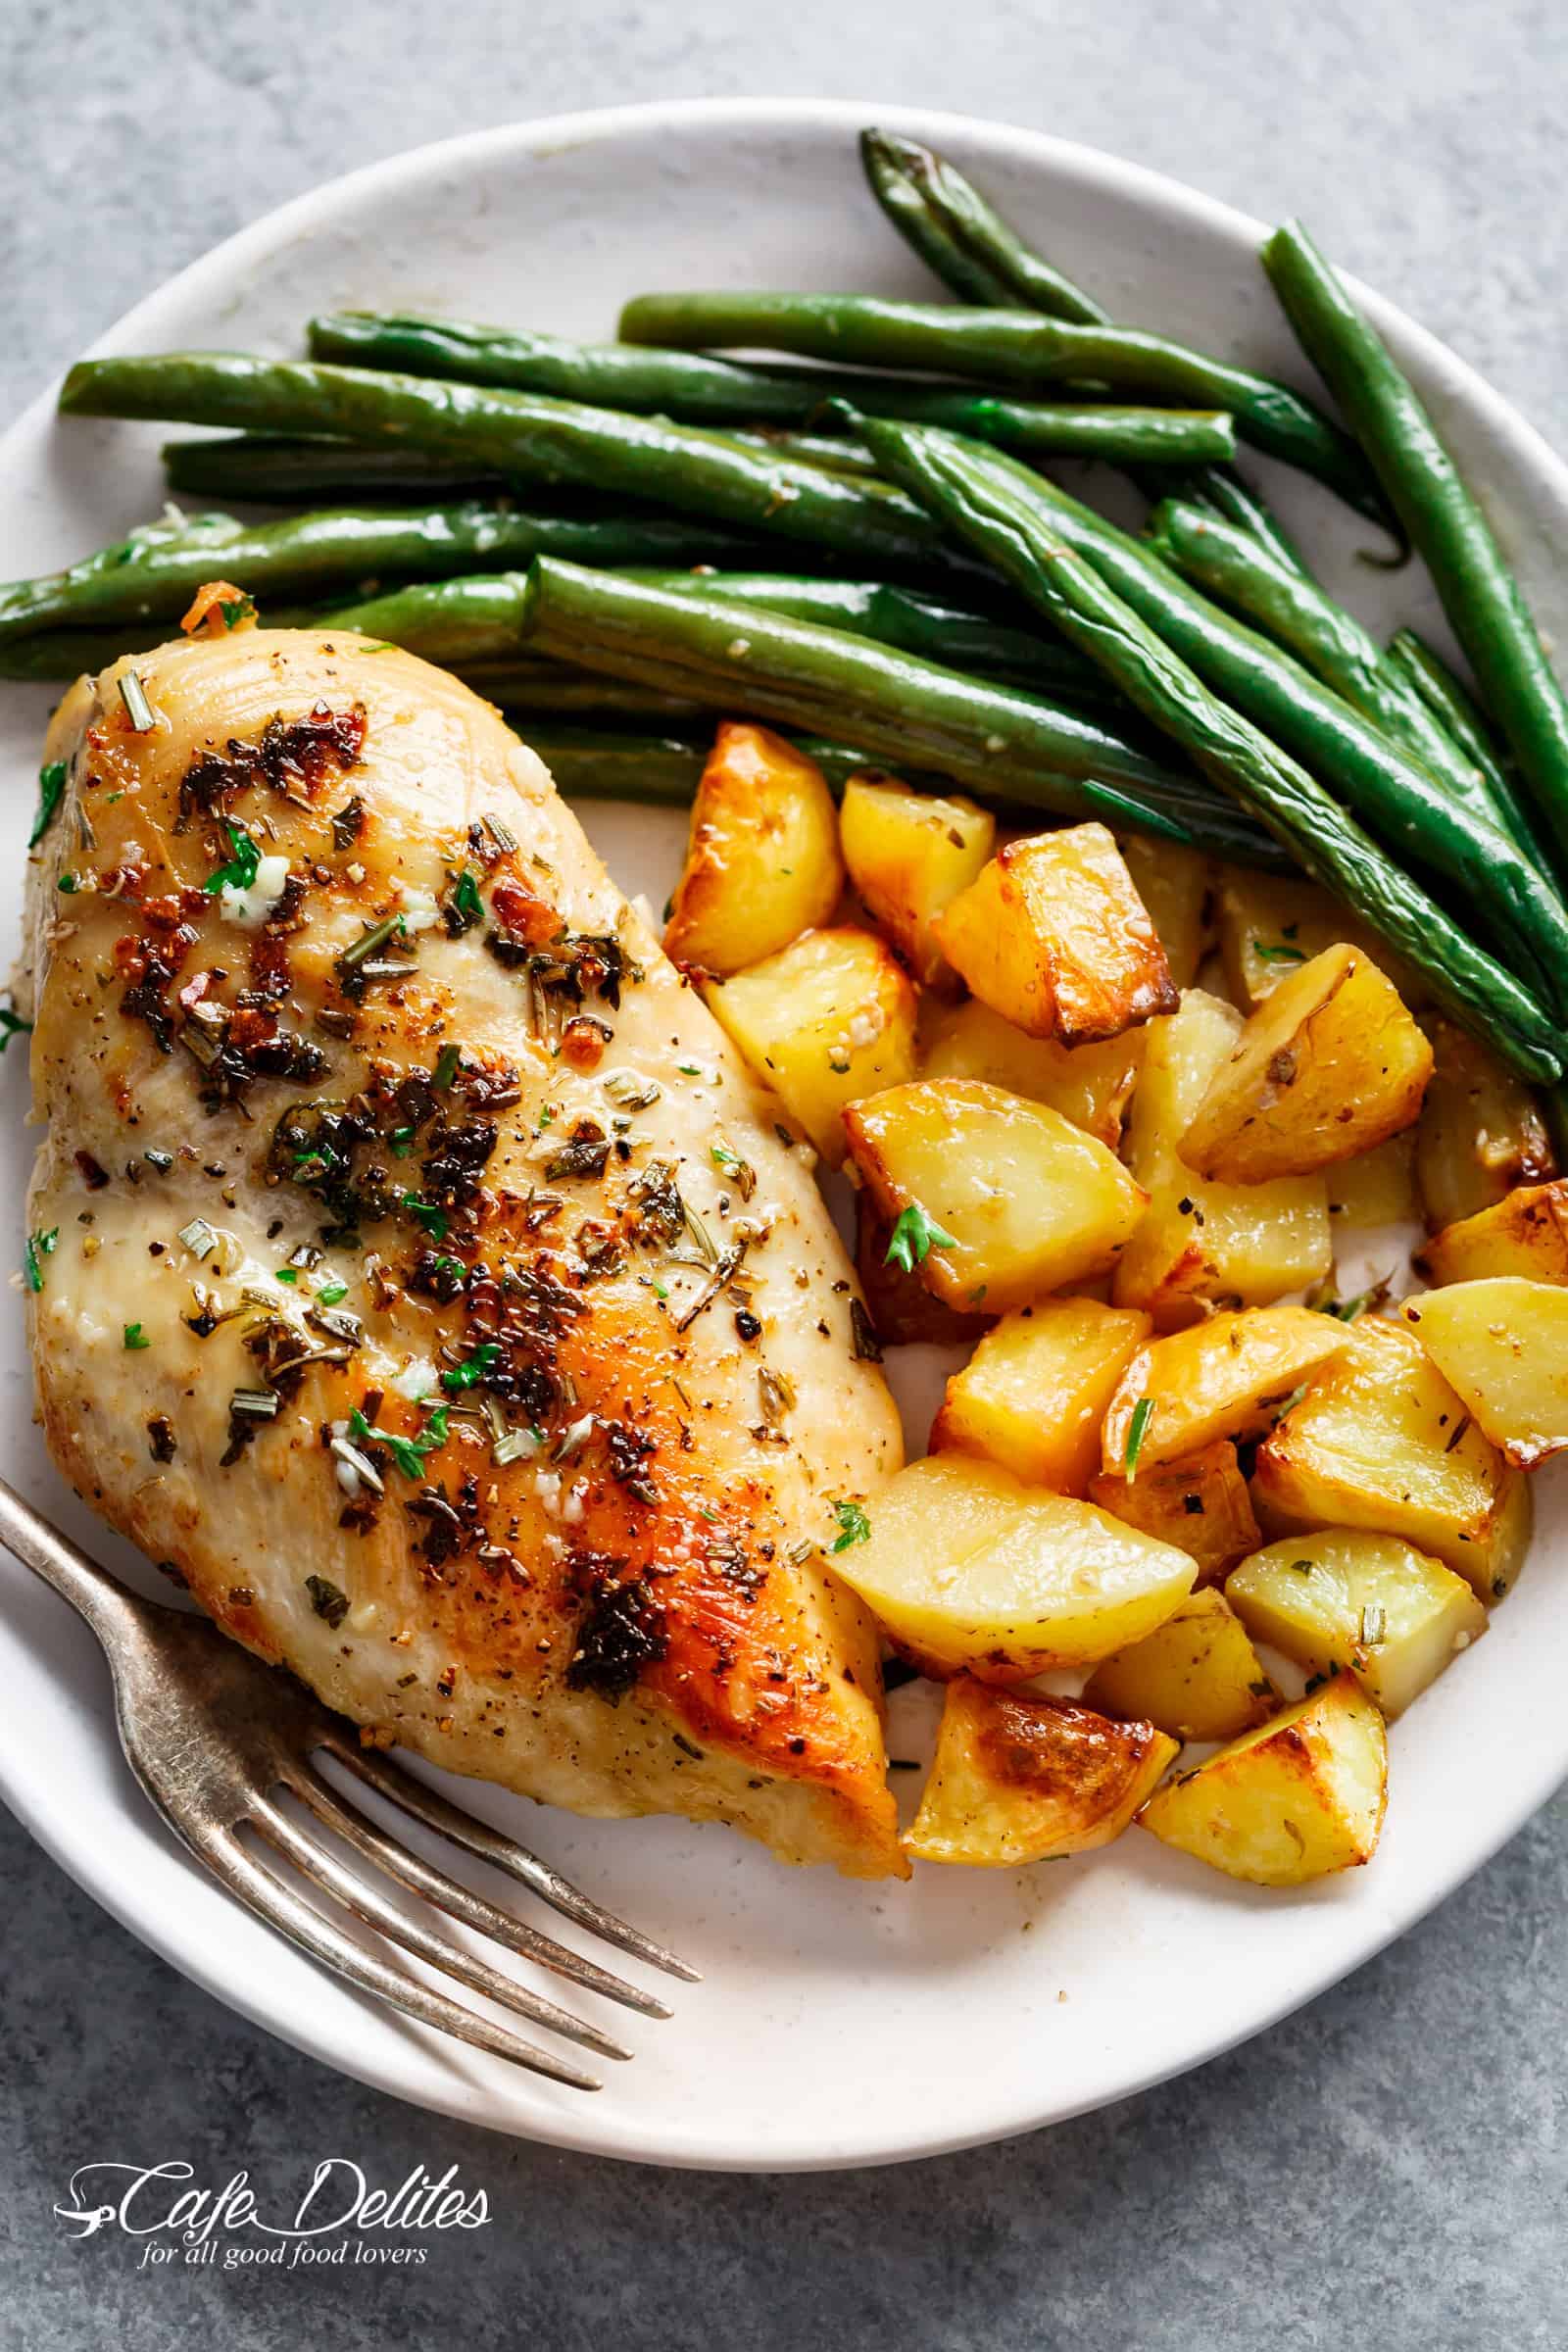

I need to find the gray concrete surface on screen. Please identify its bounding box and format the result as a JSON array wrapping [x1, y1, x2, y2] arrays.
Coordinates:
[[5, 1, 1568, 2343]]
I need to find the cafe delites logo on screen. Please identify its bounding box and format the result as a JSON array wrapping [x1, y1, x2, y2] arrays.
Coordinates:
[[54, 2158, 491, 2272]]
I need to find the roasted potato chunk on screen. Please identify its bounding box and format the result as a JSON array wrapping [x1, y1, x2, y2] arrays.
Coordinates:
[[1213, 868, 1427, 1013], [1139, 1673, 1388, 1887], [1113, 990, 1331, 1327], [702, 925, 916, 1166], [1084, 1590, 1275, 1742], [839, 772, 994, 986], [1326, 1132, 1419, 1230], [843, 1078, 1148, 1314], [1101, 1305, 1349, 1477], [930, 1298, 1152, 1494], [1226, 1530, 1486, 1720], [919, 995, 1141, 1150], [662, 722, 842, 973], [932, 823, 1177, 1045], [1250, 1314, 1532, 1603], [1178, 946, 1431, 1183], [906, 1679, 1177, 1866], [1087, 1439, 1260, 1586], [1118, 835, 1211, 989], [828, 1454, 1198, 1680], [855, 1197, 992, 1350], [1414, 1016, 1554, 1233], [1400, 1279, 1568, 1468], [1415, 1181, 1568, 1286]]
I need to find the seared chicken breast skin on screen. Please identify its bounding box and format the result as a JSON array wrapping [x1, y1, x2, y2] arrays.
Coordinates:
[[23, 628, 906, 1880]]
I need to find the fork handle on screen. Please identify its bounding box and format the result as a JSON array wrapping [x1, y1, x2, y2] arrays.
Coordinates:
[[0, 1472, 150, 1648]]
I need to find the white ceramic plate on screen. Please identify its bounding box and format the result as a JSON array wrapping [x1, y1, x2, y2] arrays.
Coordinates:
[[3, 98, 1566, 2173]]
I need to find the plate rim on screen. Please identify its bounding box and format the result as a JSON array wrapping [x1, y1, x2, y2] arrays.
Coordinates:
[[5, 93, 1568, 2173]]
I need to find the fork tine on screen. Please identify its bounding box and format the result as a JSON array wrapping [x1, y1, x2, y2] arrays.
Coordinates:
[[290, 1763, 673, 2022], [252, 1799, 634, 2064], [195, 1825, 603, 2090], [318, 1728, 700, 1983]]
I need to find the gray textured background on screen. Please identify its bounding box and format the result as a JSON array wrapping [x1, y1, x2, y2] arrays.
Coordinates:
[[5, 2, 1568, 2344]]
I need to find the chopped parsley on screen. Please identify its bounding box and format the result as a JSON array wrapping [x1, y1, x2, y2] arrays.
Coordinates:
[[884, 1200, 957, 1274], [0, 1006, 33, 1054], [1252, 939, 1307, 965], [316, 1281, 349, 1307], [274, 1267, 299, 1285], [23, 1227, 58, 1294], [29, 760, 67, 849], [348, 1400, 451, 1481], [440, 1341, 500, 1393], [401, 1195, 449, 1241], [1124, 1396, 1155, 1476], [204, 821, 261, 896], [830, 1499, 872, 1553], [432, 1042, 462, 1091], [122, 1322, 151, 1351]]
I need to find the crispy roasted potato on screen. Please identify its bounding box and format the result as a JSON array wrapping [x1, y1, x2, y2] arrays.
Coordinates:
[[855, 1197, 993, 1350], [843, 1078, 1148, 1314], [1250, 1314, 1532, 1603], [1415, 1015, 1555, 1234], [662, 722, 843, 973], [828, 1453, 1198, 1680], [1226, 1529, 1486, 1720], [932, 823, 1177, 1045], [1415, 1180, 1568, 1286], [1088, 1438, 1260, 1586], [1084, 1590, 1275, 1742], [1112, 990, 1331, 1327], [1118, 835, 1211, 989], [1213, 867, 1427, 1013], [1326, 1132, 1419, 1230], [919, 994, 1141, 1151], [905, 1679, 1177, 1866], [930, 1298, 1152, 1494], [702, 925, 916, 1165], [1101, 1305, 1349, 1477], [1178, 946, 1431, 1183], [839, 772, 994, 986], [1138, 1672, 1388, 1887], [1400, 1278, 1568, 1469]]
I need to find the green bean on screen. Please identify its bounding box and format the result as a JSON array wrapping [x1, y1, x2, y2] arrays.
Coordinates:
[[862, 416, 1563, 1079], [860, 428, 1568, 1009], [306, 312, 1238, 466], [619, 289, 1385, 521], [462, 663, 710, 723], [859, 127, 1109, 323], [163, 435, 508, 502], [1264, 220, 1568, 886], [59, 356, 958, 579], [1148, 494, 1543, 862], [519, 725, 947, 808], [0, 501, 773, 648], [1389, 628, 1557, 882], [513, 559, 1289, 865]]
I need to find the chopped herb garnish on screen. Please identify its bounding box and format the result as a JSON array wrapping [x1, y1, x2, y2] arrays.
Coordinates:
[[316, 1281, 349, 1307], [432, 1042, 462, 1091], [122, 1322, 151, 1350], [119, 670, 156, 732], [56, 874, 79, 895], [710, 1139, 757, 1200], [402, 1195, 449, 1241], [1124, 1396, 1155, 1476], [884, 1200, 957, 1274], [830, 1499, 872, 1553], [219, 594, 258, 632], [0, 1006, 33, 1053], [177, 1217, 218, 1259], [203, 820, 261, 896], [23, 1227, 58, 1293], [440, 1341, 500, 1393], [444, 867, 484, 933], [274, 1267, 299, 1285], [29, 761, 67, 849], [677, 1063, 702, 1077], [349, 1399, 450, 1480], [1252, 939, 1308, 965], [305, 1574, 349, 1628]]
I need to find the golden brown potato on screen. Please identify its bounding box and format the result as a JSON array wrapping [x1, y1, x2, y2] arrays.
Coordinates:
[[1138, 1672, 1388, 1887], [1226, 1530, 1486, 1720], [932, 823, 1177, 1045], [1250, 1314, 1532, 1603], [1112, 991, 1331, 1328], [930, 1298, 1152, 1494], [1118, 835, 1211, 989], [1178, 946, 1431, 1183], [1101, 1305, 1349, 1477], [1213, 868, 1427, 1013], [919, 995, 1141, 1151], [839, 772, 994, 986], [843, 1078, 1148, 1314], [1084, 1590, 1275, 1742], [662, 722, 843, 973], [1400, 1279, 1568, 1469], [827, 1454, 1198, 1681], [1087, 1439, 1260, 1586], [1415, 1016, 1555, 1234], [905, 1679, 1177, 1866], [1326, 1132, 1419, 1230], [1414, 1180, 1568, 1286], [855, 1197, 993, 1350], [702, 925, 916, 1165]]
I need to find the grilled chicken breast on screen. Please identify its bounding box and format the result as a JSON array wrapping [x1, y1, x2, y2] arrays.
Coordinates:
[[23, 626, 906, 1879]]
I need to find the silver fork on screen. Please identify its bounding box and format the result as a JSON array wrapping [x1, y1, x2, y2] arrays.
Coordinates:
[[0, 1474, 696, 2090]]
